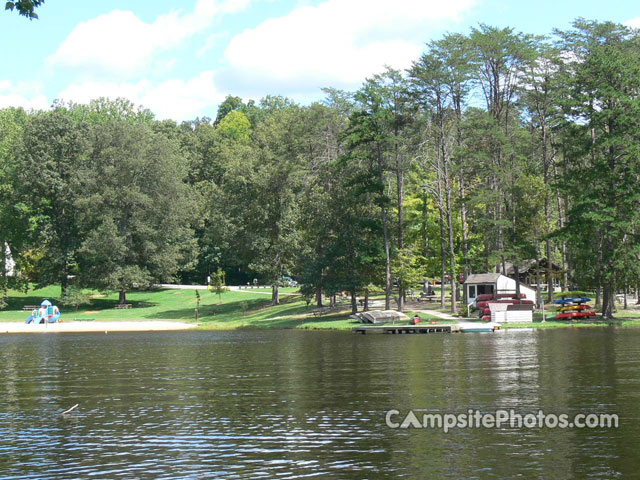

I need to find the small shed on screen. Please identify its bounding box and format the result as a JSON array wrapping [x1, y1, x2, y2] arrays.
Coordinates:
[[464, 273, 536, 304], [489, 303, 534, 323]]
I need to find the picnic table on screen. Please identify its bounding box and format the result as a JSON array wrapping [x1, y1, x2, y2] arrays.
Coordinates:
[[22, 305, 38, 311], [114, 303, 132, 309]]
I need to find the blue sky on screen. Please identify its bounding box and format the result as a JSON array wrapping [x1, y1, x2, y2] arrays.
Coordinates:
[[2, 0, 639, 121]]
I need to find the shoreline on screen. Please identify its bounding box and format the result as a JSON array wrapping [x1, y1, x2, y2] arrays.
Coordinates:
[[0, 320, 197, 334], [1, 319, 639, 334]]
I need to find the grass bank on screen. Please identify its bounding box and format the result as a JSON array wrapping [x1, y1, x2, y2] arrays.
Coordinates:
[[0, 285, 436, 330], [1, 285, 639, 331]]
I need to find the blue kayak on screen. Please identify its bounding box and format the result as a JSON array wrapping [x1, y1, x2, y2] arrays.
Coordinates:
[[554, 297, 591, 305]]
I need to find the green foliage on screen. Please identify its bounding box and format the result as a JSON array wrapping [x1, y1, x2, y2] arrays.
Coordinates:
[[2, 19, 639, 317], [60, 287, 90, 310], [5, 0, 43, 19], [217, 110, 251, 142], [75, 115, 197, 302], [556, 20, 640, 316], [18, 107, 89, 293], [210, 267, 227, 303]]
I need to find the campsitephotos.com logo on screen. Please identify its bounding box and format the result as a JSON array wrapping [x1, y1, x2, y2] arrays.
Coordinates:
[[385, 409, 619, 433]]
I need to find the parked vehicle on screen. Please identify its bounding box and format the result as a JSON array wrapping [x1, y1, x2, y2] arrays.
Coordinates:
[[281, 276, 298, 287]]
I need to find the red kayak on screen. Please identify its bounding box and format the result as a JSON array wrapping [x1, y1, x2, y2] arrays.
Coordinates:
[[555, 311, 596, 320], [482, 315, 491, 322], [476, 294, 495, 301], [477, 299, 534, 308]]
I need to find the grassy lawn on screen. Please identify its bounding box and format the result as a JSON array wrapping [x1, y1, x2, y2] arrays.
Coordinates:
[[501, 321, 610, 329], [0, 286, 398, 330], [2, 285, 638, 331], [0, 286, 282, 324]]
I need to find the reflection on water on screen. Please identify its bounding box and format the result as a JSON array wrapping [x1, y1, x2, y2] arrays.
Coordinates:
[[0, 328, 638, 478]]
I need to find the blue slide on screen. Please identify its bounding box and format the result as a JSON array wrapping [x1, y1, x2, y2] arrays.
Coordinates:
[[25, 300, 61, 324]]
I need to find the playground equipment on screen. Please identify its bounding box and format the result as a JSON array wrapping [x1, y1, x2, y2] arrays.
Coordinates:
[[25, 300, 61, 324]]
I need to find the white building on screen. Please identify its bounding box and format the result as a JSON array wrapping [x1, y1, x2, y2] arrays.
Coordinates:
[[463, 273, 537, 304]]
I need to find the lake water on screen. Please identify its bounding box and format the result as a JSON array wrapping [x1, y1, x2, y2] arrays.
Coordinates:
[[1, 328, 638, 478]]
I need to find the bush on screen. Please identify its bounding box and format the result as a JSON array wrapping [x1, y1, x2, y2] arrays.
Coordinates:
[[60, 288, 91, 310]]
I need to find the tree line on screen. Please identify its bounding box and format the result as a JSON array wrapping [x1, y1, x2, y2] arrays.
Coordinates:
[[1, 19, 639, 319]]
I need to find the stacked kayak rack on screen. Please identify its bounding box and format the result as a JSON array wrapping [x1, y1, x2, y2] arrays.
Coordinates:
[[553, 297, 596, 320]]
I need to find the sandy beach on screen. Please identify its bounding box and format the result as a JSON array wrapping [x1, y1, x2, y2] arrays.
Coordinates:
[[0, 321, 197, 334]]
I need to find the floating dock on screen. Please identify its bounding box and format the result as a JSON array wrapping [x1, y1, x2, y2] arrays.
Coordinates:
[[352, 322, 501, 334], [352, 324, 457, 334]]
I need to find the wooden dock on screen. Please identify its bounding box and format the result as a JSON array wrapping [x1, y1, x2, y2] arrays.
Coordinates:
[[352, 324, 458, 334]]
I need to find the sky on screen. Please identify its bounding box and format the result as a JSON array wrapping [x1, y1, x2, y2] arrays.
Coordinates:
[[2, 0, 640, 122]]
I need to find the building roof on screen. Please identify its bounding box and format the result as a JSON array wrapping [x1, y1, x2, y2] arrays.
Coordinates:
[[464, 273, 502, 284], [504, 259, 562, 275]]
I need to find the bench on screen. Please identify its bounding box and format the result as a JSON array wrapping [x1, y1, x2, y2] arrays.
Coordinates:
[[22, 305, 38, 311], [114, 303, 132, 309], [417, 295, 438, 302]]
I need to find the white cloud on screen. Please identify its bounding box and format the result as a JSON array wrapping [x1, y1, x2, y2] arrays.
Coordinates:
[[57, 71, 225, 121], [47, 0, 250, 78], [223, 0, 476, 92], [197, 32, 227, 57], [0, 80, 49, 111], [625, 17, 640, 29]]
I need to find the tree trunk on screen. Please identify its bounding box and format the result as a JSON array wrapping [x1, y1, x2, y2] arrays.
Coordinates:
[[459, 179, 470, 279], [443, 158, 457, 314], [61, 264, 68, 298], [364, 288, 369, 312], [602, 282, 614, 320], [396, 152, 405, 314], [637, 282, 640, 305], [561, 242, 568, 291], [446, 206, 457, 314], [0, 242, 7, 309], [535, 257, 542, 309], [541, 117, 554, 303], [378, 149, 391, 311], [351, 290, 357, 315], [545, 241, 553, 302], [562, 150, 572, 285], [514, 265, 521, 299], [272, 253, 282, 306], [436, 171, 446, 309], [552, 155, 569, 291], [439, 213, 446, 309], [316, 288, 323, 308], [119, 290, 127, 305], [330, 294, 336, 308], [595, 233, 603, 310]]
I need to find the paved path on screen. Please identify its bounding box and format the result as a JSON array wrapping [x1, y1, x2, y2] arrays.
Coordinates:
[[155, 284, 293, 296]]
